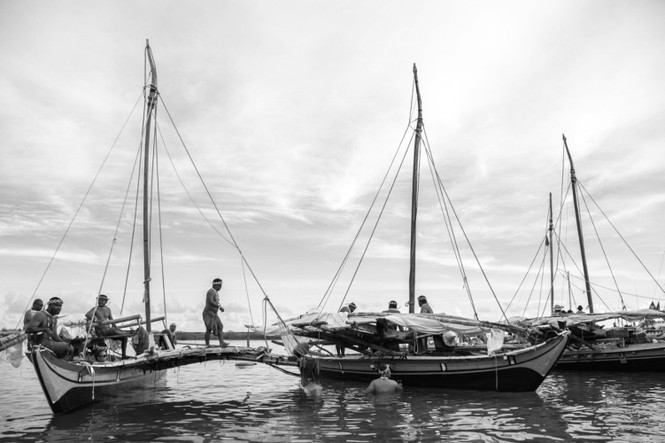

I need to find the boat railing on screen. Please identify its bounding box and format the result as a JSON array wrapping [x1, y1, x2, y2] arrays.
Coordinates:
[[91, 314, 142, 330]]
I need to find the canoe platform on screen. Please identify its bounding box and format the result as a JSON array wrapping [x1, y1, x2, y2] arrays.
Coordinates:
[[28, 343, 298, 414], [90, 344, 296, 372]]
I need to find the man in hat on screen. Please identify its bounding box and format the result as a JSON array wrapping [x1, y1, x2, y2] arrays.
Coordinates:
[[553, 304, 565, 316], [340, 302, 357, 314], [383, 300, 401, 314], [336, 302, 357, 356], [85, 294, 132, 359], [378, 301, 403, 350], [416, 295, 446, 352], [417, 295, 433, 314], [366, 363, 403, 394], [203, 278, 228, 347], [25, 297, 74, 358]]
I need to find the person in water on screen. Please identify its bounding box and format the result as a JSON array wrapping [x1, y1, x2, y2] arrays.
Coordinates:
[[25, 297, 74, 358], [203, 278, 228, 347], [366, 363, 403, 394], [85, 294, 133, 359]]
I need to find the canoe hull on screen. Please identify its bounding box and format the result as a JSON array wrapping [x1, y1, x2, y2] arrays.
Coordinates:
[[28, 344, 265, 414], [556, 342, 665, 371], [312, 332, 569, 392], [29, 347, 165, 414]]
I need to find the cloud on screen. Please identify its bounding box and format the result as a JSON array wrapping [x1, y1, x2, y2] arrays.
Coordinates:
[[2, 1, 665, 330]]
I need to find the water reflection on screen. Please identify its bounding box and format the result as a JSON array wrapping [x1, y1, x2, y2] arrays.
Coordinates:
[[541, 371, 665, 441], [36, 378, 572, 442], [6, 360, 665, 441]]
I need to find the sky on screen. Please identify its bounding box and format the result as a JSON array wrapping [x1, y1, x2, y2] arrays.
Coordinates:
[[1, 0, 664, 334]]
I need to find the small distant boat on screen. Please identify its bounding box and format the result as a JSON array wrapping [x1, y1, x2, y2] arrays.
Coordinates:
[[25, 41, 266, 414]]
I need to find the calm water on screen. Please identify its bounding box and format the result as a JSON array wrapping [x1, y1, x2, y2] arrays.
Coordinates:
[[3, 341, 665, 442]]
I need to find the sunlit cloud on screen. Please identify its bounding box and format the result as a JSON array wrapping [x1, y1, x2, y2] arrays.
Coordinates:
[[2, 1, 665, 331]]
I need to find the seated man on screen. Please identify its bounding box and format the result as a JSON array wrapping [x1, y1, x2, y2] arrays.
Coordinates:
[[85, 294, 132, 359], [158, 323, 177, 349], [23, 298, 44, 331], [25, 297, 74, 358]]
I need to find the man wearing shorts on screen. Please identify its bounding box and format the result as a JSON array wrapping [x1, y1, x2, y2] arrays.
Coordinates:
[[203, 278, 228, 347]]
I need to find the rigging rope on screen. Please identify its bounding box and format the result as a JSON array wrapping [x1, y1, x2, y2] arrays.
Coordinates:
[[504, 229, 546, 317], [579, 181, 665, 296], [320, 130, 415, 313], [336, 132, 414, 309], [16, 93, 143, 329], [154, 120, 169, 325], [242, 258, 255, 327], [121, 138, 143, 314], [158, 95, 299, 344], [317, 77, 420, 313], [420, 128, 508, 323], [421, 129, 478, 319], [85, 140, 143, 344], [577, 182, 626, 310], [156, 123, 234, 247]]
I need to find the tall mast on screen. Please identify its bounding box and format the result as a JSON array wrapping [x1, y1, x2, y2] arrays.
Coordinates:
[[143, 40, 158, 331], [562, 134, 593, 313], [408, 64, 423, 314], [548, 193, 554, 315]]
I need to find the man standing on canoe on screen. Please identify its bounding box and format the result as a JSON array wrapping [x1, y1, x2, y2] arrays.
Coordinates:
[[417, 295, 446, 352], [203, 278, 229, 347], [336, 302, 356, 357]]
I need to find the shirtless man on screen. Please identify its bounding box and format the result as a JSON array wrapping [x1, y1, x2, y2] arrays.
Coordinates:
[[203, 278, 228, 347], [365, 363, 403, 394], [25, 297, 73, 358], [23, 299, 44, 331], [85, 294, 132, 358]]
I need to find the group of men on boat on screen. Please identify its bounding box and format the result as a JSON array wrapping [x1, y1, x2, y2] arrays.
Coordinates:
[[553, 304, 586, 316], [332, 294, 456, 356], [23, 297, 73, 358], [22, 277, 229, 361]]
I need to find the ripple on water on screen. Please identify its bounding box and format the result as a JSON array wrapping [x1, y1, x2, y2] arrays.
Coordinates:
[[5, 351, 665, 441]]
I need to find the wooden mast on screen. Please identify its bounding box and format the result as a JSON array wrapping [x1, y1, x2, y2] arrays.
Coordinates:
[[408, 64, 423, 314], [548, 193, 555, 315], [142, 40, 158, 331], [562, 134, 593, 313]]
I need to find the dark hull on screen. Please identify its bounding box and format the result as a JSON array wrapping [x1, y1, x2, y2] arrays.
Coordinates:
[[556, 342, 665, 371], [313, 331, 569, 392]]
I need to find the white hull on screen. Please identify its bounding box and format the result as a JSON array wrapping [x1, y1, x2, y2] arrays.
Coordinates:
[[29, 345, 265, 414]]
